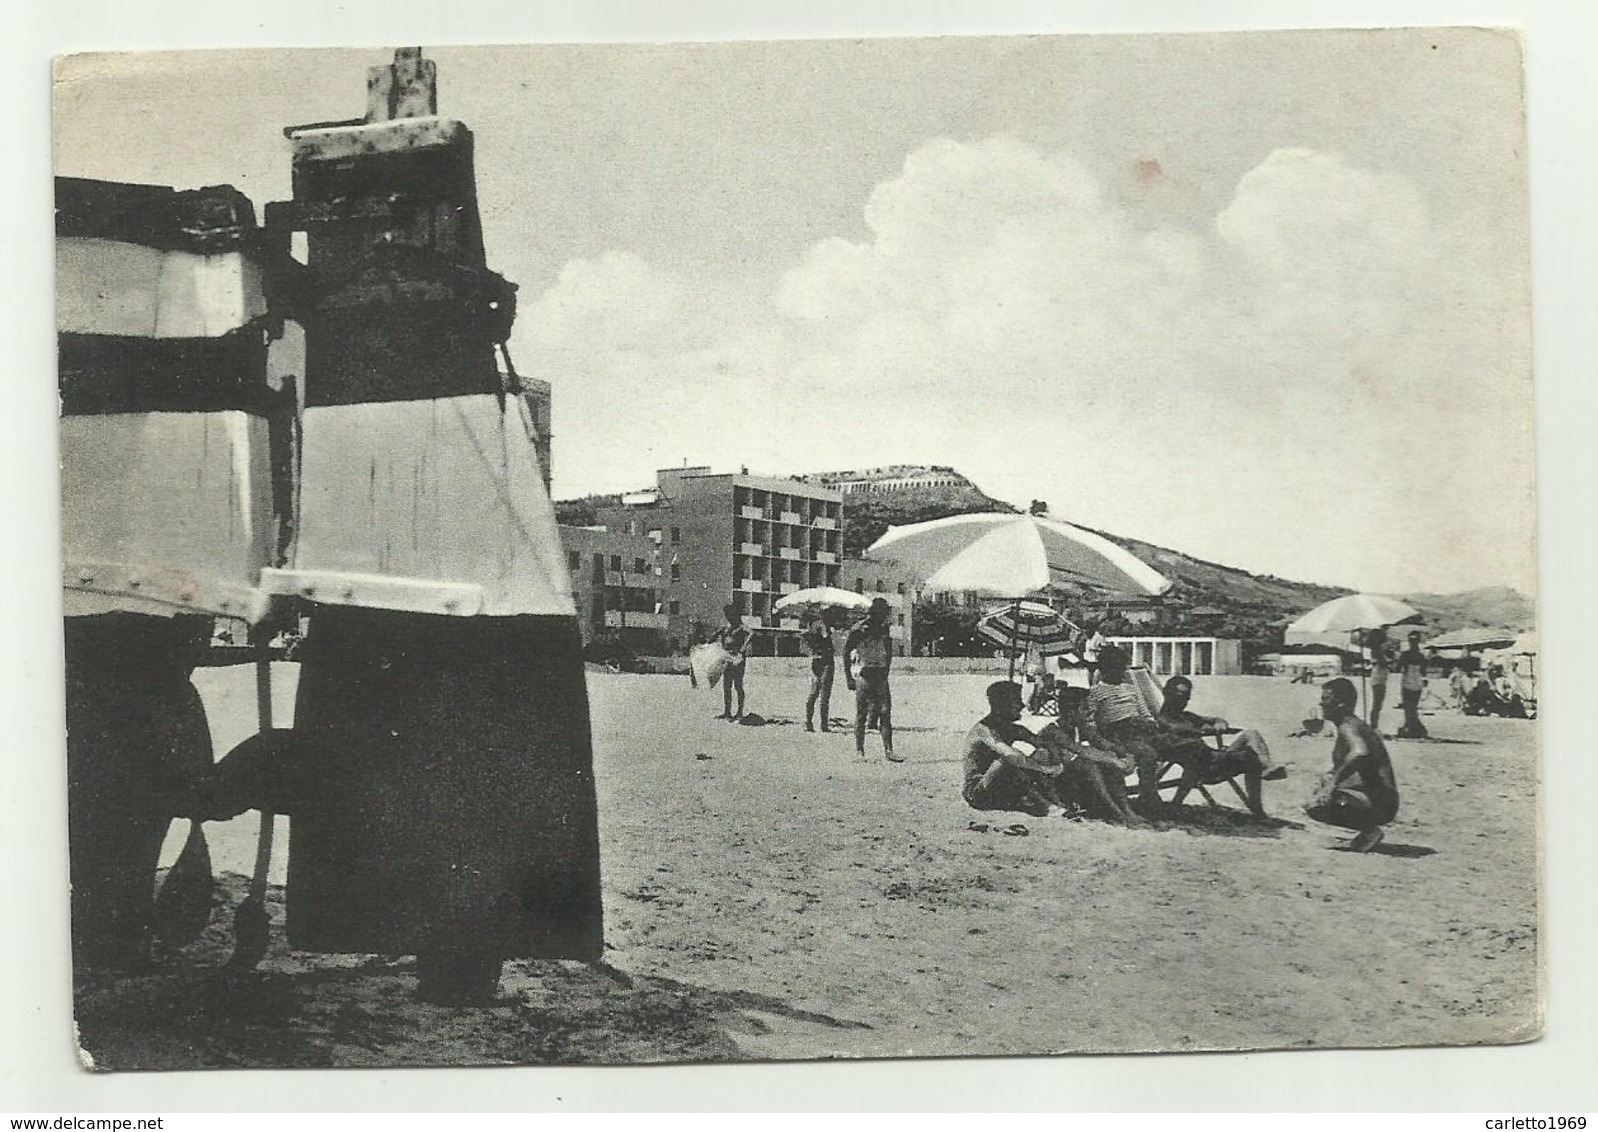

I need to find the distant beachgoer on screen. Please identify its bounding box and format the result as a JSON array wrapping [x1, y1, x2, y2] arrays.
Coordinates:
[[1083, 626, 1107, 682], [846, 598, 901, 762], [1304, 677, 1400, 852], [1448, 665, 1470, 711], [962, 682, 1067, 818], [715, 604, 750, 721], [802, 611, 835, 732], [1158, 675, 1286, 820], [1396, 631, 1430, 739], [1365, 627, 1393, 732]]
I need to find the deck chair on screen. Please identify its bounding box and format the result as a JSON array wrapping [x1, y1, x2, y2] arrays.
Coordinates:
[[1066, 669, 1251, 811]]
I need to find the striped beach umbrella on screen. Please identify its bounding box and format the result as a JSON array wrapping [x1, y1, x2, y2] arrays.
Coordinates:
[[976, 600, 1080, 653], [977, 599, 1081, 678], [865, 512, 1172, 599]]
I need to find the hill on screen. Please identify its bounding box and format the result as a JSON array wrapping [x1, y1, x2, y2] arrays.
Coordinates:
[[554, 471, 1532, 651], [831, 476, 1533, 650], [1401, 586, 1536, 633]]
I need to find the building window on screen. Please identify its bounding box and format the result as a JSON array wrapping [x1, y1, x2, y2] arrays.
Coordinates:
[[896, 582, 905, 595], [671, 526, 681, 544], [610, 555, 622, 572], [669, 600, 680, 615], [671, 563, 681, 581], [633, 557, 647, 574], [568, 550, 580, 570], [855, 578, 864, 593], [875, 580, 885, 592]]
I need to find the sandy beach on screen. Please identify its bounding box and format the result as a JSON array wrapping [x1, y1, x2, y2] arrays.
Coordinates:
[[74, 664, 1540, 1068]]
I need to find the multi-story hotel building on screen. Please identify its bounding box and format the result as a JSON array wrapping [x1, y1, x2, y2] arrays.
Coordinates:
[[590, 467, 848, 655]]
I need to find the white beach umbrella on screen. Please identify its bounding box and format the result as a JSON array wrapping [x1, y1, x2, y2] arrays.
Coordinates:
[[1285, 593, 1422, 635], [1286, 593, 1423, 726], [1284, 591, 1425, 636], [865, 512, 1171, 599], [1424, 626, 1518, 652], [773, 586, 874, 614]]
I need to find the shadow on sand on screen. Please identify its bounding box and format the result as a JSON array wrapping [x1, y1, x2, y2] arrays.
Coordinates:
[[72, 875, 871, 1071], [1156, 805, 1305, 839], [1327, 840, 1437, 858]]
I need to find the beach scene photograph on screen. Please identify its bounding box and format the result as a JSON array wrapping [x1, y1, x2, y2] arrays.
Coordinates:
[[46, 27, 1545, 1074]]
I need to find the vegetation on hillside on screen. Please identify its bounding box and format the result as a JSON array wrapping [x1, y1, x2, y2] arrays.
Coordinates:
[[555, 472, 1531, 658]]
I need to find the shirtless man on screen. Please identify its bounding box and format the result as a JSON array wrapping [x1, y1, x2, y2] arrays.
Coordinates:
[[1305, 677, 1401, 852], [845, 598, 901, 762], [1159, 675, 1286, 820], [714, 604, 750, 721], [962, 682, 1068, 818], [1395, 631, 1430, 738]]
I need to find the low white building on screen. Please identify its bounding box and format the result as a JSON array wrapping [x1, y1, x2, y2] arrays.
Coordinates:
[[1105, 636, 1242, 677]]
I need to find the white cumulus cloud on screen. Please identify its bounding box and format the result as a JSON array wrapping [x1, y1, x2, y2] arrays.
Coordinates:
[[516, 136, 1530, 593]]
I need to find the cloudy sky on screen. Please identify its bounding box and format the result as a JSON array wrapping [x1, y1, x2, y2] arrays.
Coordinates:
[[54, 30, 1534, 595]]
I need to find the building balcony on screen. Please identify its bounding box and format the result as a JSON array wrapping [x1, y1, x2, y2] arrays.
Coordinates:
[[779, 510, 802, 525], [779, 547, 801, 560], [740, 615, 765, 629], [738, 542, 766, 557], [777, 618, 802, 631], [778, 582, 800, 594], [740, 505, 767, 520], [813, 516, 838, 530], [815, 551, 837, 564], [739, 578, 763, 593], [604, 571, 654, 588], [604, 610, 670, 630]]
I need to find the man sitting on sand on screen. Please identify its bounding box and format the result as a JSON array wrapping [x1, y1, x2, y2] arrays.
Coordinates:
[[965, 682, 1148, 826], [1304, 677, 1400, 852], [963, 681, 1070, 818], [1158, 675, 1286, 820]]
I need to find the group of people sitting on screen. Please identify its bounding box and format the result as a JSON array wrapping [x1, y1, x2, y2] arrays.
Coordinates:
[[963, 646, 1399, 851]]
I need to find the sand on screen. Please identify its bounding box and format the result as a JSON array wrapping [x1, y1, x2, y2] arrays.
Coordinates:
[[73, 667, 1541, 1068]]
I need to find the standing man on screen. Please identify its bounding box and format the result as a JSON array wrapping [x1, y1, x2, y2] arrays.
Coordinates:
[[802, 610, 836, 732], [846, 598, 902, 762], [716, 603, 751, 721], [1305, 677, 1400, 852], [1083, 623, 1107, 683], [1365, 627, 1393, 733], [1396, 631, 1430, 739]]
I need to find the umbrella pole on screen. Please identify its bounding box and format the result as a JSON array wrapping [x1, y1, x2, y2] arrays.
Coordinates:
[[1008, 599, 1021, 682], [1353, 630, 1368, 725]]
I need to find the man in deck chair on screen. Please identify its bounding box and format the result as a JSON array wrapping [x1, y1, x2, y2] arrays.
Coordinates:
[[1077, 646, 1173, 811], [1158, 675, 1286, 820]]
